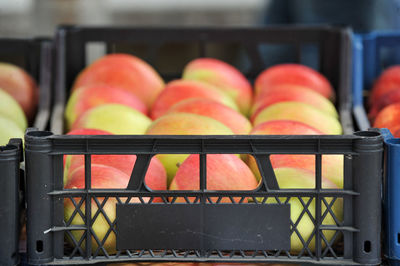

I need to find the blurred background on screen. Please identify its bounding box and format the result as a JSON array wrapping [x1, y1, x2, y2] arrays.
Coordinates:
[[1, 0, 400, 38], [0, 0, 267, 37]]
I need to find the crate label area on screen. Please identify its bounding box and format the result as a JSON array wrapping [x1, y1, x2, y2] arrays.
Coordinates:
[[116, 204, 290, 251]]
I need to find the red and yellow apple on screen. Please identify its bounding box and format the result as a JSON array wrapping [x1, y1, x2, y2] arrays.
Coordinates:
[[72, 54, 165, 108], [64, 164, 134, 254], [146, 113, 233, 184], [65, 85, 147, 129], [150, 79, 238, 119], [0, 115, 24, 146], [0, 88, 27, 131], [71, 104, 152, 134], [254, 64, 335, 100], [167, 98, 251, 134], [252, 102, 342, 135], [64, 129, 167, 195], [252, 85, 338, 121], [248, 121, 343, 188], [169, 154, 258, 202], [0, 62, 38, 121], [268, 167, 342, 253], [182, 58, 253, 115]]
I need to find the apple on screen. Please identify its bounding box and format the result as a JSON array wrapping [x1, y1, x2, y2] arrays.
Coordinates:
[[64, 164, 137, 255], [395, 128, 400, 138], [146, 113, 233, 184], [72, 53, 165, 108], [150, 79, 238, 120], [369, 65, 400, 106], [71, 104, 152, 135], [167, 98, 252, 134], [0, 88, 27, 130], [65, 85, 147, 129], [0, 62, 38, 121], [247, 121, 343, 188], [252, 102, 342, 135], [251, 85, 338, 121], [368, 89, 400, 122], [169, 154, 258, 203], [254, 64, 335, 100], [63, 129, 167, 199], [0, 115, 24, 146], [267, 167, 342, 253], [182, 58, 253, 115], [373, 103, 400, 134]]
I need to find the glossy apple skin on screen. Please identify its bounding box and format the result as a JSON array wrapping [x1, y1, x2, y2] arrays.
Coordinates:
[[182, 58, 253, 116], [373, 103, 400, 135], [0, 62, 38, 121], [252, 102, 342, 135], [72, 53, 165, 108], [64, 129, 167, 197], [146, 113, 233, 185], [65, 85, 147, 129], [266, 167, 342, 253], [64, 164, 134, 255], [150, 79, 238, 120], [0, 116, 24, 146], [254, 63, 335, 100], [247, 121, 343, 188], [252, 85, 338, 121], [71, 104, 152, 135], [169, 154, 258, 203], [167, 98, 252, 134], [0, 88, 27, 131]]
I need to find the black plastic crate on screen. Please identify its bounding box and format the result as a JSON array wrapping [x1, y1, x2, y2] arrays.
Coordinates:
[[25, 26, 384, 265], [0, 38, 53, 265]]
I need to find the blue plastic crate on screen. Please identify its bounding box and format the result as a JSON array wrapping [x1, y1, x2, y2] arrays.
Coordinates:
[[352, 31, 400, 264]]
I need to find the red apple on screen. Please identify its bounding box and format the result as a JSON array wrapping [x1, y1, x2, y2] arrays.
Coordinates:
[[182, 58, 253, 115], [369, 65, 400, 106], [0, 62, 38, 121], [72, 54, 165, 108], [252, 85, 338, 121], [65, 85, 147, 129], [150, 79, 238, 119], [373, 103, 400, 134], [369, 89, 400, 122], [169, 154, 258, 203], [167, 98, 252, 134], [254, 64, 335, 100]]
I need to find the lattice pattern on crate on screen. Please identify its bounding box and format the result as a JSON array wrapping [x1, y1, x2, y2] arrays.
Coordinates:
[[61, 193, 346, 260]]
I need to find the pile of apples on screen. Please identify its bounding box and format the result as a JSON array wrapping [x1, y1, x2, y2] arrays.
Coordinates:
[[63, 53, 343, 254], [0, 63, 38, 145], [369, 66, 400, 137]]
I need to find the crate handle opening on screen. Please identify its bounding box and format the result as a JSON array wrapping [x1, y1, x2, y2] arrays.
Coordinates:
[[36, 240, 43, 253], [364, 240, 371, 253]]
